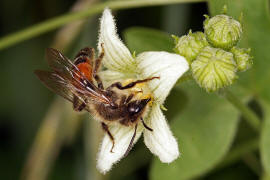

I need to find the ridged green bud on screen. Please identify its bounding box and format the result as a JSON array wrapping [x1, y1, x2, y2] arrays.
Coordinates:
[[230, 47, 253, 72], [204, 15, 242, 50], [173, 31, 208, 64], [191, 46, 237, 92]]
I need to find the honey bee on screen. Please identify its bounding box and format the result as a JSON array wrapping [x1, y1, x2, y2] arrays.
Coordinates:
[[35, 45, 159, 156]]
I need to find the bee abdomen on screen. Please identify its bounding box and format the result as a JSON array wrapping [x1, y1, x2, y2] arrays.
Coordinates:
[[75, 47, 94, 59]]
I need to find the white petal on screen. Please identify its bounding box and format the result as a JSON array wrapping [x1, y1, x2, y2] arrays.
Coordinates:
[[144, 104, 179, 163], [97, 124, 143, 174], [98, 8, 135, 73], [99, 70, 136, 88], [137, 51, 189, 104], [98, 70, 127, 88]]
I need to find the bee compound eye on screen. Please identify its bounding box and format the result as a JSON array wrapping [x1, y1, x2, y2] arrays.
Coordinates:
[[127, 105, 140, 115]]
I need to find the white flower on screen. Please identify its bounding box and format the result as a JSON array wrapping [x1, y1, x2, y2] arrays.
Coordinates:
[[96, 8, 189, 174]]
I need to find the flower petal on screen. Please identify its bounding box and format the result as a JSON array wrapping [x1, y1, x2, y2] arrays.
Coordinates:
[[97, 124, 143, 174], [144, 104, 179, 163], [99, 69, 136, 88], [98, 8, 135, 73], [98, 70, 127, 88], [137, 51, 189, 104]]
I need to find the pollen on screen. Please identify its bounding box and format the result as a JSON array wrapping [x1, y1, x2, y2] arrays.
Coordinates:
[[122, 79, 153, 105], [142, 94, 154, 106]]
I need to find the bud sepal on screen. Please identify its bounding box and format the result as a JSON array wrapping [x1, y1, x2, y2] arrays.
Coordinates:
[[204, 14, 242, 50], [191, 46, 237, 92], [230, 46, 253, 72], [173, 31, 209, 64]]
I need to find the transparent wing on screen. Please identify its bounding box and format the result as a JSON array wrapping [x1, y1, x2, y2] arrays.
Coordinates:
[[46, 48, 78, 81], [45, 48, 113, 105], [46, 48, 91, 90], [35, 70, 91, 111]]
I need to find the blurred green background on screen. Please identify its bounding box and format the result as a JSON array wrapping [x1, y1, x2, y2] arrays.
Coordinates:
[[0, 0, 269, 179]]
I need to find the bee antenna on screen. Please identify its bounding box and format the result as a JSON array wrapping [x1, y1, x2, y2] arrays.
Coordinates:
[[123, 124, 138, 158]]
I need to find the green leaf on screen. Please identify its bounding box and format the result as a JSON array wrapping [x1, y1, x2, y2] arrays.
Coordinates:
[[123, 27, 174, 54], [208, 0, 270, 101], [150, 82, 239, 180], [206, 162, 257, 180], [260, 100, 270, 175]]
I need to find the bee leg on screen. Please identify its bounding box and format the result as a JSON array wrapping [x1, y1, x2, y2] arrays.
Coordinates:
[[123, 124, 138, 158], [93, 43, 105, 89], [109, 76, 160, 90], [120, 95, 127, 105], [101, 122, 115, 153], [73, 96, 86, 111], [125, 94, 134, 104], [119, 94, 134, 106], [140, 117, 153, 131]]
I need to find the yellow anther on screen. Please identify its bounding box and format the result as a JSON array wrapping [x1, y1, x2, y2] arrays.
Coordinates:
[[141, 94, 154, 106]]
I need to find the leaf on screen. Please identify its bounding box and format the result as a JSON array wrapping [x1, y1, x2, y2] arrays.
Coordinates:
[[206, 161, 257, 180], [208, 0, 270, 101], [149, 82, 239, 180], [260, 100, 270, 175], [123, 27, 174, 54]]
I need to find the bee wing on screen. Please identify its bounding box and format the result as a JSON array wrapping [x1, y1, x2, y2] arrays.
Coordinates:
[[43, 48, 113, 106], [45, 48, 98, 95], [34, 70, 91, 110], [45, 48, 78, 80]]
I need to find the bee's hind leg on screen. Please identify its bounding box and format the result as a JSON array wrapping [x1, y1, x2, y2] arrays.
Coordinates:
[[101, 122, 115, 153], [93, 43, 105, 89]]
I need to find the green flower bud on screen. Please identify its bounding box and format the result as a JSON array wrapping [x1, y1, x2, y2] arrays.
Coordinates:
[[204, 14, 242, 50], [173, 31, 208, 64], [191, 46, 237, 92], [230, 47, 253, 72]]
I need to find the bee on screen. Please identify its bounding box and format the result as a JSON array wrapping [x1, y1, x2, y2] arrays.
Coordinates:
[[35, 45, 159, 156]]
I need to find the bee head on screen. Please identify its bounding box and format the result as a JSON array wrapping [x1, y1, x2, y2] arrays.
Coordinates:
[[127, 98, 151, 121]]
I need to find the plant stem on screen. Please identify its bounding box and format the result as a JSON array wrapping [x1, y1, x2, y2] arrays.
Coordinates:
[[223, 89, 261, 132], [0, 0, 205, 51], [216, 138, 258, 170], [20, 98, 65, 180]]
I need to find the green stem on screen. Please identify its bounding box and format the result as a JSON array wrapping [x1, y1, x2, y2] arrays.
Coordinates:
[[223, 89, 261, 132], [216, 138, 258, 170], [0, 0, 205, 51]]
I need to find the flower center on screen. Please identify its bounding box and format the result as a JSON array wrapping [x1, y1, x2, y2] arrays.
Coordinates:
[[122, 78, 154, 106]]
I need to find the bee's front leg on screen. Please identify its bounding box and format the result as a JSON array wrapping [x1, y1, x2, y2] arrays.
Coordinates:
[[119, 94, 134, 106], [123, 123, 138, 157], [140, 117, 153, 131], [108, 77, 160, 90]]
